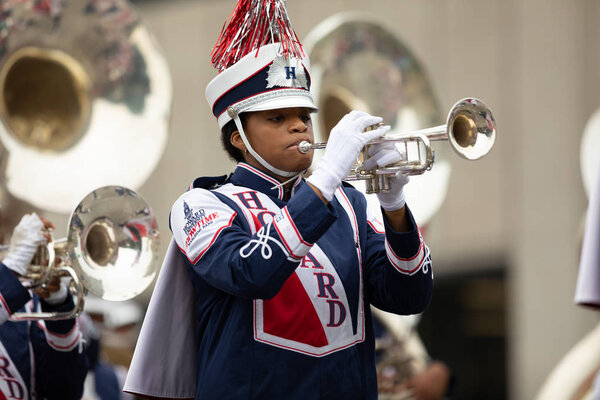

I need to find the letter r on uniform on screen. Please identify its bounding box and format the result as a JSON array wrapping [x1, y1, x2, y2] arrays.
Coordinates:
[[0, 356, 13, 378], [314, 272, 338, 299]]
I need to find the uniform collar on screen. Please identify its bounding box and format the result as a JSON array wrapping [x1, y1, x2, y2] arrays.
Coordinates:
[[231, 163, 303, 201]]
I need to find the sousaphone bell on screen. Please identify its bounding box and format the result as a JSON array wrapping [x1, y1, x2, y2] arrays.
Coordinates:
[[9, 185, 160, 321], [303, 13, 451, 224], [0, 0, 172, 214]]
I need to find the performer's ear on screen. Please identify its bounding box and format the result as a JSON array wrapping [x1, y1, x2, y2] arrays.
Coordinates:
[[230, 131, 246, 153]]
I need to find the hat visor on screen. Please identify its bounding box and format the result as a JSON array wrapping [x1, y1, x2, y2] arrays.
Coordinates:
[[243, 95, 318, 113]]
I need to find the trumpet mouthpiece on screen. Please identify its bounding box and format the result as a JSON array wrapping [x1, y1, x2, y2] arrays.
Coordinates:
[[298, 140, 312, 154]]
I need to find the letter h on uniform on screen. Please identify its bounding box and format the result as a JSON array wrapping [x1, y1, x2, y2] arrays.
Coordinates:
[[234, 191, 266, 210]]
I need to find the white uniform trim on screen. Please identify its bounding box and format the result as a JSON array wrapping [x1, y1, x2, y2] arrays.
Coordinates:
[[272, 207, 313, 260], [384, 233, 428, 276], [0, 293, 11, 324], [36, 319, 82, 352]]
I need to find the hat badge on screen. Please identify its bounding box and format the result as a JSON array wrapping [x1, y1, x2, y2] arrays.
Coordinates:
[[266, 55, 308, 89]]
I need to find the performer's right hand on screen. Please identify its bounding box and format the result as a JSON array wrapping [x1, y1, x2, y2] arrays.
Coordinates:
[[307, 111, 390, 201], [3, 213, 50, 276]]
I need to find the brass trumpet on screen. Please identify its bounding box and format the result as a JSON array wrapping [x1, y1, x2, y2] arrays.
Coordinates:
[[299, 98, 496, 194], [8, 186, 160, 321]]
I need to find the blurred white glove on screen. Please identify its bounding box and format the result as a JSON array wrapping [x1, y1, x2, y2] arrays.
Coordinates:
[[3, 213, 46, 276], [362, 142, 410, 211], [307, 111, 390, 201], [42, 276, 69, 306]]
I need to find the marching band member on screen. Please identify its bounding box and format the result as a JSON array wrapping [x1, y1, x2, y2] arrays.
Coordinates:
[[0, 213, 87, 400], [79, 304, 139, 400], [535, 148, 600, 400], [125, 1, 433, 398]]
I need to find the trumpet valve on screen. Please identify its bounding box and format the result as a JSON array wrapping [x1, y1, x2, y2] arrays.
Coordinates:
[[365, 177, 375, 194], [380, 175, 391, 193]]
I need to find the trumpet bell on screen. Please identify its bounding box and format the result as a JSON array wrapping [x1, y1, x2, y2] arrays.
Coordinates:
[[67, 186, 160, 301], [447, 98, 496, 161]]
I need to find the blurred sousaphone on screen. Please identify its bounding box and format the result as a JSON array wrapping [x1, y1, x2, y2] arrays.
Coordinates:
[[534, 110, 600, 400], [304, 13, 450, 398], [10, 185, 160, 321], [304, 12, 451, 228], [0, 0, 172, 215]]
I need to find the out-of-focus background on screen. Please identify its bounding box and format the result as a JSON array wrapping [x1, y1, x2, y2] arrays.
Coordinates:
[[1, 0, 599, 399]]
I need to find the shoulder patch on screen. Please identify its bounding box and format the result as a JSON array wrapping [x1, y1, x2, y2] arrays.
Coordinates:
[[171, 189, 237, 264]]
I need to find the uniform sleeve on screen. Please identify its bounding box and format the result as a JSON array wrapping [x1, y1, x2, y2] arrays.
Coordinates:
[[170, 185, 338, 299], [0, 263, 31, 325], [31, 296, 88, 400], [363, 201, 433, 315]]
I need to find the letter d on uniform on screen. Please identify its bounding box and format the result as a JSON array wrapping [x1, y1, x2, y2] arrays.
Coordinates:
[[326, 300, 346, 327], [6, 378, 25, 399]]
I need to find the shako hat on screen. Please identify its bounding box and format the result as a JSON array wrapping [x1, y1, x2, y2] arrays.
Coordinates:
[[205, 0, 317, 129], [205, 0, 317, 178]]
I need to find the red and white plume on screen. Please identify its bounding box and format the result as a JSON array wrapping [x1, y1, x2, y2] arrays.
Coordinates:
[[210, 0, 305, 72]]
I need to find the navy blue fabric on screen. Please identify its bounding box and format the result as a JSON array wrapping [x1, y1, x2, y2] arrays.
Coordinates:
[[94, 362, 122, 400], [0, 264, 31, 313], [41, 296, 78, 335]]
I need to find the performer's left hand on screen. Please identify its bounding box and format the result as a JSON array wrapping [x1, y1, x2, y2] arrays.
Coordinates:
[[35, 275, 69, 306], [402, 361, 451, 400], [363, 142, 409, 211]]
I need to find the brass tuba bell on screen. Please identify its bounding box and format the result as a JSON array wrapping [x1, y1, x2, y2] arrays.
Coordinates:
[[9, 185, 160, 321], [0, 0, 172, 214]]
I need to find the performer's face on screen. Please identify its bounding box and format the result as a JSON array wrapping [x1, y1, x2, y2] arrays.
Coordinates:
[[241, 107, 314, 181]]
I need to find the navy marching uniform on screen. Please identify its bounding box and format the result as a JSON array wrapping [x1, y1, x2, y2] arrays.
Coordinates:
[[168, 163, 433, 399], [125, 2, 432, 398], [0, 263, 87, 400]]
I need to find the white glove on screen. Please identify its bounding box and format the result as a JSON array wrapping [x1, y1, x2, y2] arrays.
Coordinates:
[[376, 172, 410, 211], [3, 213, 46, 276], [42, 277, 69, 306], [361, 141, 405, 171], [362, 142, 410, 211], [307, 111, 390, 201]]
